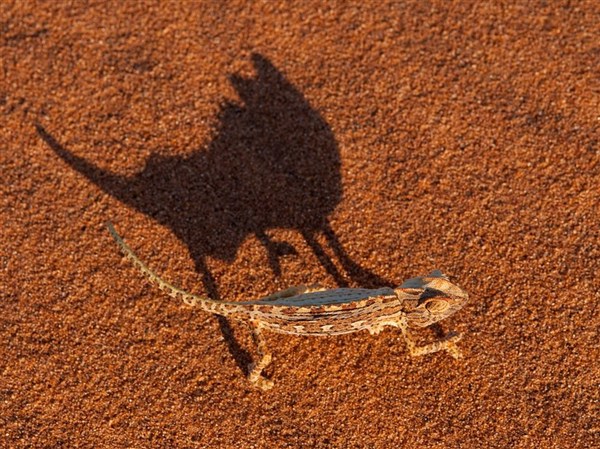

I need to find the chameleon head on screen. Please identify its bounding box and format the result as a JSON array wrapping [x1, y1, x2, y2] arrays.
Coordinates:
[[396, 270, 468, 328]]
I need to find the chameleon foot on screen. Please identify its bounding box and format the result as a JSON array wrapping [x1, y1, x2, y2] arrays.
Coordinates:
[[441, 332, 462, 359], [255, 377, 274, 391], [400, 322, 463, 359], [248, 354, 273, 390], [248, 368, 274, 390]]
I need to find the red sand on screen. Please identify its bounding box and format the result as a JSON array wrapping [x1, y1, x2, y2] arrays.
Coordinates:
[[1, 1, 598, 448]]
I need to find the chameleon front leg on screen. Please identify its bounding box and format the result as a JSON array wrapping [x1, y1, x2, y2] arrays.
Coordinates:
[[398, 321, 462, 359], [247, 323, 274, 390]]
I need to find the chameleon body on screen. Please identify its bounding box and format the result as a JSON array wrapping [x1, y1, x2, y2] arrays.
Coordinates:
[[107, 223, 468, 390]]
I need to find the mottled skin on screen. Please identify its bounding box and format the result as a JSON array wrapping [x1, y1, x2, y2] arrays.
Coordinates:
[[107, 223, 468, 390]]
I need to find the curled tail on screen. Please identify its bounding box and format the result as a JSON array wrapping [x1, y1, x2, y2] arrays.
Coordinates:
[[106, 222, 231, 315]]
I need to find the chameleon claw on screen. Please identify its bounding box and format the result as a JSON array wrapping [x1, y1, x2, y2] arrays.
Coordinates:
[[443, 332, 462, 359], [247, 357, 274, 391], [254, 376, 274, 391]]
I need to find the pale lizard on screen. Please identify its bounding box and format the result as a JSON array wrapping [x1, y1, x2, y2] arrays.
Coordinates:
[[107, 223, 468, 390]]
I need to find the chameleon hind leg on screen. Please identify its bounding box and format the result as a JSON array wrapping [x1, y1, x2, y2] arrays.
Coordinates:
[[247, 323, 274, 390], [246, 285, 326, 390], [398, 321, 462, 359]]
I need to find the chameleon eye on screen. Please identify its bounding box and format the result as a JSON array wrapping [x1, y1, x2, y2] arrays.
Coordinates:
[[425, 299, 449, 313]]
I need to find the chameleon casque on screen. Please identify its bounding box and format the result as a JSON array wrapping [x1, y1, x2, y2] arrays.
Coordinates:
[[107, 223, 468, 390]]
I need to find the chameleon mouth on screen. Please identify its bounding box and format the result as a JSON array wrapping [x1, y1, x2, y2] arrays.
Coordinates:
[[407, 310, 435, 327]]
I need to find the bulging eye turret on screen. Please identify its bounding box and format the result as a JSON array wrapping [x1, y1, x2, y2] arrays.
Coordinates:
[[424, 299, 449, 314]]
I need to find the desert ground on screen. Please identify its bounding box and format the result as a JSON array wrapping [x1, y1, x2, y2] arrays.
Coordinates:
[[1, 1, 598, 448]]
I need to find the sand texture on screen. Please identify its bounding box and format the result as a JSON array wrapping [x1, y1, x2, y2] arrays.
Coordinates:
[[1, 1, 599, 448]]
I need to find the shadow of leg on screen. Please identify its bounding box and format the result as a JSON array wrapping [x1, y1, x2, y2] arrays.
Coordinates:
[[302, 230, 349, 287], [216, 315, 253, 376], [322, 221, 392, 288], [255, 230, 298, 277]]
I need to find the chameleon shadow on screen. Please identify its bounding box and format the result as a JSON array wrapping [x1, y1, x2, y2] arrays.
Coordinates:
[[37, 53, 391, 376]]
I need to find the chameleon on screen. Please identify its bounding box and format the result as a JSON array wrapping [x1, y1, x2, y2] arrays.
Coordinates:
[[107, 223, 469, 390]]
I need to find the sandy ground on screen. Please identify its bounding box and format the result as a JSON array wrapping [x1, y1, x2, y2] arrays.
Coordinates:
[[1, 1, 599, 448]]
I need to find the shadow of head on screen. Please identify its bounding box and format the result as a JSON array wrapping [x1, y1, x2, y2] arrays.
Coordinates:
[[38, 53, 388, 294]]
